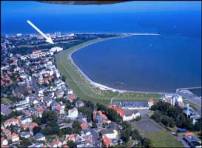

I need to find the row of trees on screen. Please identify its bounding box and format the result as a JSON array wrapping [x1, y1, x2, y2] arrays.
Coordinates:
[[151, 111, 175, 127], [32, 110, 60, 135], [120, 122, 151, 147], [78, 100, 95, 122], [77, 101, 122, 123], [96, 103, 122, 123], [1, 111, 22, 122], [33, 110, 83, 136], [151, 101, 201, 131]]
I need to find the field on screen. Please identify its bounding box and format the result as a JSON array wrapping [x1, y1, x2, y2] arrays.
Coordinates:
[[55, 37, 161, 105], [133, 117, 183, 147], [1, 97, 13, 104]]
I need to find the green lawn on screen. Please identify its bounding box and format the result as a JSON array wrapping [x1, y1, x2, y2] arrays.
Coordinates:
[[55, 36, 161, 105], [132, 118, 183, 147], [146, 131, 183, 147], [1, 97, 13, 104]]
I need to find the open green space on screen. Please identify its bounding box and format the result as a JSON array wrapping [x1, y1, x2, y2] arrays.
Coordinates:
[[146, 131, 183, 147], [55, 36, 161, 105], [1, 97, 14, 104], [133, 117, 183, 147]]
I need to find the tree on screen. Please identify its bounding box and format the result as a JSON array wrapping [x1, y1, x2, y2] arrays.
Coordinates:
[[78, 107, 93, 122], [151, 111, 161, 123], [65, 100, 74, 111], [42, 122, 59, 135], [121, 122, 132, 143], [67, 141, 76, 148], [33, 126, 41, 135], [141, 138, 151, 148], [41, 111, 57, 124], [107, 108, 122, 123], [40, 111, 59, 135], [72, 121, 81, 134], [161, 115, 175, 127], [193, 118, 202, 131], [85, 100, 95, 110], [20, 138, 32, 147], [150, 101, 196, 130], [121, 128, 131, 142], [96, 103, 122, 123], [59, 127, 73, 136], [92, 122, 97, 128], [175, 113, 185, 127], [61, 75, 66, 82], [131, 129, 141, 141], [96, 103, 107, 112], [1, 114, 6, 122], [32, 116, 41, 125]]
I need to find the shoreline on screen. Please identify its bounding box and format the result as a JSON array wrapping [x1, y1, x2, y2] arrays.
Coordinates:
[[68, 33, 165, 95]]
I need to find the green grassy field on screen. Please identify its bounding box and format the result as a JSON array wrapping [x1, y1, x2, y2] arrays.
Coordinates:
[[55, 37, 161, 105], [146, 131, 183, 147], [133, 118, 183, 147], [1, 97, 13, 104]]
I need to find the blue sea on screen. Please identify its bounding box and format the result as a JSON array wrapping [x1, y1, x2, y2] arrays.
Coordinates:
[[2, 1, 201, 92]]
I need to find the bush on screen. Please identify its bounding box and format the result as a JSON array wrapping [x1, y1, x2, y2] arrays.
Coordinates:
[[67, 141, 76, 148], [72, 121, 81, 134], [41, 111, 57, 124], [151, 111, 161, 123], [42, 122, 59, 135], [59, 127, 73, 136], [78, 107, 93, 122], [150, 101, 195, 130]]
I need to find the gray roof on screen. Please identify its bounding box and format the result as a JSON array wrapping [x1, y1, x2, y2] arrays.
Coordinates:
[[1, 104, 12, 115], [101, 128, 116, 135], [34, 133, 45, 139], [113, 101, 148, 108], [184, 135, 201, 143], [124, 109, 138, 116]]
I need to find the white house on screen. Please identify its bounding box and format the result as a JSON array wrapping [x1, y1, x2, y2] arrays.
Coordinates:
[[28, 143, 44, 148], [1, 138, 8, 146], [34, 133, 46, 141], [50, 47, 63, 54], [15, 97, 30, 107], [123, 110, 141, 121], [162, 94, 184, 107], [101, 129, 119, 139], [11, 133, 20, 142], [68, 108, 79, 119], [20, 132, 31, 139], [67, 89, 74, 95], [21, 117, 32, 125]]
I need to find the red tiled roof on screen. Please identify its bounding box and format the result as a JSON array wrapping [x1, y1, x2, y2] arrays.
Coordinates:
[[102, 135, 112, 147], [80, 122, 88, 129], [62, 144, 69, 148], [22, 122, 38, 130], [55, 104, 61, 111], [37, 106, 45, 113], [51, 139, 62, 146], [66, 134, 77, 142], [108, 105, 125, 117], [68, 94, 76, 101]]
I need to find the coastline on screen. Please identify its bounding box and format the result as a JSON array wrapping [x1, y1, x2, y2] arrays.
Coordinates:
[[68, 33, 164, 95]]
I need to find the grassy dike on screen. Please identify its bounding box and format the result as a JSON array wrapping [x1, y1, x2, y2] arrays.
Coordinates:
[[55, 35, 161, 105]]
